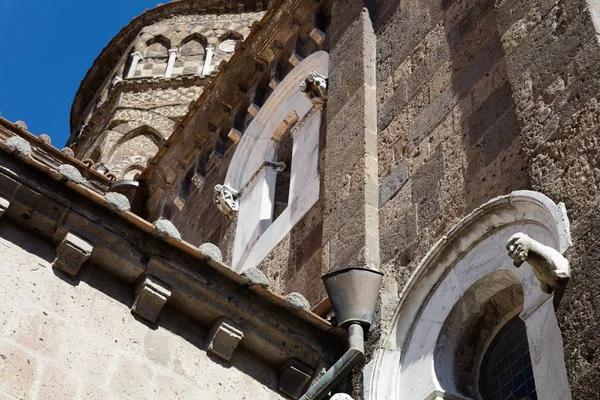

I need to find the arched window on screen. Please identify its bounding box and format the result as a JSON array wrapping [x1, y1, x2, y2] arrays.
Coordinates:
[[480, 317, 537, 400], [364, 191, 572, 400], [223, 51, 328, 272], [138, 36, 170, 78]]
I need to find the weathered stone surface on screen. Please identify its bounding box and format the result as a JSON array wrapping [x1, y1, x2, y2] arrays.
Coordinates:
[[241, 267, 270, 288], [207, 317, 244, 362], [198, 242, 223, 262], [13, 121, 27, 130], [38, 134, 51, 144], [6, 136, 32, 159], [131, 275, 171, 323], [53, 232, 94, 276], [61, 147, 75, 157], [152, 218, 182, 240], [104, 192, 131, 212], [58, 164, 85, 184], [284, 292, 311, 312]]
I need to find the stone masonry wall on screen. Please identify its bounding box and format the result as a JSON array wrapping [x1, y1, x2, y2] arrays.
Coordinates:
[[369, 0, 600, 397], [73, 10, 265, 181], [0, 219, 282, 399]]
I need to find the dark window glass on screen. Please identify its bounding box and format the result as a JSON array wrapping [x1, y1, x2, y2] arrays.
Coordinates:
[[479, 317, 537, 400]]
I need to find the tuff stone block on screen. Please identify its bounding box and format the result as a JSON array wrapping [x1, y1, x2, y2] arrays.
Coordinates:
[[131, 275, 171, 323], [53, 232, 94, 277], [206, 317, 244, 362], [278, 359, 314, 400]]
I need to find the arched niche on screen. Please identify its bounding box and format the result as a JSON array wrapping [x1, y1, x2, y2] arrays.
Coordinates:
[[364, 190, 572, 400], [224, 51, 328, 272]]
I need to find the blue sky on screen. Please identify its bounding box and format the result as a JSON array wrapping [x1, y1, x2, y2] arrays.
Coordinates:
[[0, 0, 161, 148]]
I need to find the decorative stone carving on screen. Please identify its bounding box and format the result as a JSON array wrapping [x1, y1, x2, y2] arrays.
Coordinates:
[[207, 317, 244, 362], [191, 173, 205, 189], [300, 71, 328, 104], [507, 232, 571, 294], [53, 232, 94, 277], [131, 275, 171, 323], [0, 196, 10, 219], [214, 184, 239, 218]]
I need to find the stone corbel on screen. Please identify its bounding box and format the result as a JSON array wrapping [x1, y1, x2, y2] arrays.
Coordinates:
[[53, 232, 94, 277], [0, 196, 10, 219], [300, 71, 328, 104], [278, 359, 315, 400], [207, 317, 244, 362], [214, 184, 239, 219], [131, 275, 172, 323]]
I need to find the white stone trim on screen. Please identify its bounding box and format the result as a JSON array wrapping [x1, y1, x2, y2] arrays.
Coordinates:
[[202, 47, 214, 76], [365, 190, 572, 400], [126, 52, 144, 79], [226, 52, 328, 272], [165, 47, 179, 78]]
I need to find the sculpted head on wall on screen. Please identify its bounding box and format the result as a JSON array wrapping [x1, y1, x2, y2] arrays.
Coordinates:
[[507, 232, 571, 294]]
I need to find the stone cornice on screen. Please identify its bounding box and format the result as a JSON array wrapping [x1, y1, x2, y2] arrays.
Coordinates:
[[70, 0, 266, 139], [0, 123, 345, 380]]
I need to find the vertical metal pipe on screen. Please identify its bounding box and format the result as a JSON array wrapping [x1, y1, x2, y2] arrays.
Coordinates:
[[299, 323, 365, 400]]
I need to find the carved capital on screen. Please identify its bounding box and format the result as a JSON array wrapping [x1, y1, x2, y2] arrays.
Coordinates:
[[300, 71, 328, 104], [53, 232, 93, 277], [131, 275, 171, 323], [214, 184, 239, 219]]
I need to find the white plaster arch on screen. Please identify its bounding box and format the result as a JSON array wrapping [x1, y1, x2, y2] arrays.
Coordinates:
[[225, 51, 328, 272], [364, 190, 572, 400]]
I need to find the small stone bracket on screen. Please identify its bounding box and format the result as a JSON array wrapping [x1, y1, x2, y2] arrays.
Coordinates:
[[131, 275, 172, 323], [0, 197, 10, 219], [278, 359, 315, 399], [53, 232, 94, 277], [207, 317, 244, 362]]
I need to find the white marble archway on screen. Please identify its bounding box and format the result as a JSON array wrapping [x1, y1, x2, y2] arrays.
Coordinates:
[[364, 190, 572, 400], [225, 51, 328, 272]]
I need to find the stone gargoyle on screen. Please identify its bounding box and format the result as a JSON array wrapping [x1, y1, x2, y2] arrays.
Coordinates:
[[506, 232, 570, 294], [214, 184, 239, 219], [300, 71, 328, 104]]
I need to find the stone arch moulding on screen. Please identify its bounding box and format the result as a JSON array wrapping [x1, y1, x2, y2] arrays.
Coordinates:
[[363, 190, 572, 400], [224, 51, 328, 272]]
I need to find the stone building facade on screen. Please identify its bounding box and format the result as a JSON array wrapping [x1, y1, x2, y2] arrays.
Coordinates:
[[1, 0, 600, 398]]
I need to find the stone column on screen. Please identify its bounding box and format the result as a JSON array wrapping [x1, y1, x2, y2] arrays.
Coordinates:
[[202, 47, 214, 77], [126, 52, 144, 79], [165, 48, 179, 78], [322, 4, 379, 273]]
